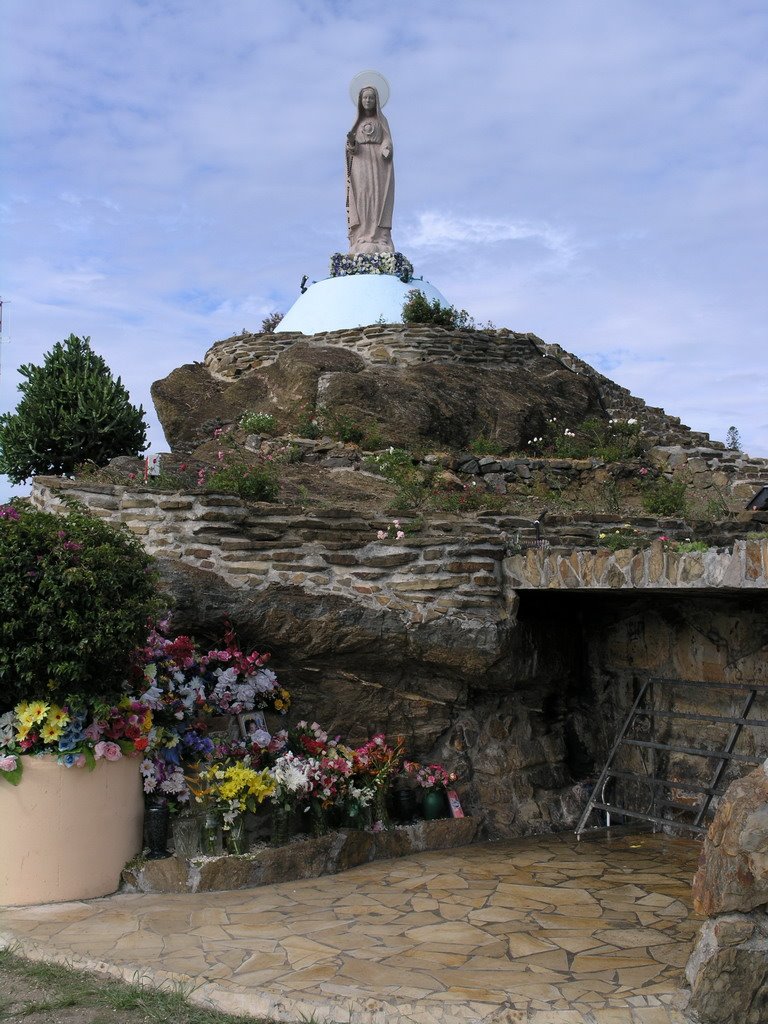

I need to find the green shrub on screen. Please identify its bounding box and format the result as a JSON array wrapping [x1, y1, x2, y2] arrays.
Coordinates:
[[320, 409, 382, 447], [240, 411, 277, 435], [402, 290, 474, 330], [642, 477, 688, 516], [597, 529, 650, 552], [204, 463, 279, 501], [469, 435, 506, 457], [672, 540, 708, 553], [364, 447, 416, 482], [260, 312, 284, 334], [0, 335, 146, 484], [0, 503, 159, 709]]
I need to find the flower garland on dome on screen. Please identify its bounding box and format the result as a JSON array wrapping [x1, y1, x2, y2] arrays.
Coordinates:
[[329, 251, 414, 282]]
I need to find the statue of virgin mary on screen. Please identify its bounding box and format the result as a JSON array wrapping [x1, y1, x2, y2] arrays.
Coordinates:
[[346, 71, 395, 255]]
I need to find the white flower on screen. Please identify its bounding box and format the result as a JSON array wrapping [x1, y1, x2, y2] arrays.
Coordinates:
[[0, 712, 15, 747], [627, 418, 637, 425], [253, 668, 277, 694]]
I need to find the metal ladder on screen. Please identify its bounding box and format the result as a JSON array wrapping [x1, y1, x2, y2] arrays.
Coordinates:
[[575, 677, 768, 837]]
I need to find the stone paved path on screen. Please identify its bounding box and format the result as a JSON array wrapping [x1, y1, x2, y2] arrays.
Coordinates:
[[0, 830, 701, 1024]]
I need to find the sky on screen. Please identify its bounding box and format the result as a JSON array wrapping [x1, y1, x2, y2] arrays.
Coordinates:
[[2, 0, 767, 502]]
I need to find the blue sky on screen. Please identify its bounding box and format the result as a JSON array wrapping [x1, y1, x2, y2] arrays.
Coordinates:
[[2, 0, 766, 502]]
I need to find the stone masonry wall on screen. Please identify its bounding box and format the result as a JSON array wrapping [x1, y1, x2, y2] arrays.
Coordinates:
[[204, 324, 540, 378], [30, 478, 511, 628], [205, 325, 748, 449], [506, 537, 768, 591]]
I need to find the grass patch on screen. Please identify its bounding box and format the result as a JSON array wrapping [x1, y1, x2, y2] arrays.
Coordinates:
[[0, 947, 278, 1024]]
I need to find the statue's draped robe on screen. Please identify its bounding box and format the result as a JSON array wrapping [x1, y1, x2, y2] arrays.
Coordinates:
[[346, 110, 394, 254]]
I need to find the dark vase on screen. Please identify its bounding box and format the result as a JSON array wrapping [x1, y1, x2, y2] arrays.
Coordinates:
[[394, 786, 418, 824], [144, 796, 170, 859], [421, 787, 447, 821], [308, 797, 328, 837]]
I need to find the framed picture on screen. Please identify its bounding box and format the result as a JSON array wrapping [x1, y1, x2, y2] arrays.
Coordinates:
[[238, 711, 269, 743], [446, 789, 464, 818]]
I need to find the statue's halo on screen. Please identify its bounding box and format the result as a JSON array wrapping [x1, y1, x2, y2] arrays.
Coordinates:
[[349, 70, 390, 108]]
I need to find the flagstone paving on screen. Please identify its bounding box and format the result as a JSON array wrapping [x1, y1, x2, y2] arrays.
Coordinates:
[[0, 829, 702, 1024]]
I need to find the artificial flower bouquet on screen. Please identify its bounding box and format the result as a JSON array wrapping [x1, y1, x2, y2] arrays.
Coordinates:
[[193, 760, 275, 828], [403, 760, 453, 789], [0, 698, 153, 786]]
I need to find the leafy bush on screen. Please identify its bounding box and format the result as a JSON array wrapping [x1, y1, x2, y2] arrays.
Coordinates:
[[597, 528, 650, 552], [204, 463, 279, 501], [319, 409, 382, 447], [469, 435, 506, 457], [671, 540, 708, 553], [0, 335, 146, 484], [527, 416, 645, 462], [402, 290, 474, 330], [240, 411, 277, 435], [364, 447, 416, 483], [0, 503, 159, 709], [642, 477, 688, 516], [260, 312, 284, 333]]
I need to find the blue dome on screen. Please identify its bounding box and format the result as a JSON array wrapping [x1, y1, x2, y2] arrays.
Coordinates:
[[275, 274, 449, 334]]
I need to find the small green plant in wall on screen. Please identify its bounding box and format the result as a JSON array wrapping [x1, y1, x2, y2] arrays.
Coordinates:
[[240, 411, 277, 435]]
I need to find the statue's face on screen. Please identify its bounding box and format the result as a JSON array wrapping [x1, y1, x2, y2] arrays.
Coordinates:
[[360, 88, 376, 112]]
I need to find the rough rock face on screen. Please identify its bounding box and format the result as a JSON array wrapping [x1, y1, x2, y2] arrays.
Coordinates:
[[685, 912, 768, 1024], [692, 761, 768, 916], [152, 341, 602, 453]]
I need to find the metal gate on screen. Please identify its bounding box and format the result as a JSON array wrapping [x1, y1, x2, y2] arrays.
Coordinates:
[[575, 677, 768, 837]]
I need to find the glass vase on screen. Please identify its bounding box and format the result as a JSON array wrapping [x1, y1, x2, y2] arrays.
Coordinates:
[[201, 809, 223, 856], [172, 812, 203, 859], [309, 797, 328, 837], [224, 814, 247, 855], [373, 784, 391, 830], [271, 805, 292, 846]]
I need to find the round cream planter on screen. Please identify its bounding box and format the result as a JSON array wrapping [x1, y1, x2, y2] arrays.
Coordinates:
[[0, 754, 144, 906]]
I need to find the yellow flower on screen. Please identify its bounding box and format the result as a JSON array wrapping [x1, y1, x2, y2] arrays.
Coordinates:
[[46, 706, 70, 730], [40, 721, 64, 743], [274, 699, 284, 711], [142, 710, 153, 730], [15, 721, 31, 741], [17, 701, 49, 726]]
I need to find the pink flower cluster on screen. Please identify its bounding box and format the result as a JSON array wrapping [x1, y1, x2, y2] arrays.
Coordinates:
[[404, 761, 452, 789]]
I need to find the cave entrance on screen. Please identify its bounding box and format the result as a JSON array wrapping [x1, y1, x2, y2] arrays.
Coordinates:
[[511, 589, 768, 838]]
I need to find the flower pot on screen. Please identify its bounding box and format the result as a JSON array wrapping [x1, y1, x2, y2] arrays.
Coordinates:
[[421, 787, 447, 820], [0, 754, 144, 906]]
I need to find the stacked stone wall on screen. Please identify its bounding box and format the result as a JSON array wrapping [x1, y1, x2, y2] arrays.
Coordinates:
[[205, 325, 751, 450], [29, 478, 509, 626], [204, 324, 539, 379]]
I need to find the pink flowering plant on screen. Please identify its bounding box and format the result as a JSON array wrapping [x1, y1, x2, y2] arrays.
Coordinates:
[[404, 761, 452, 790]]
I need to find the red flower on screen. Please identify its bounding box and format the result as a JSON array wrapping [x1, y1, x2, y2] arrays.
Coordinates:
[[134, 737, 149, 752]]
